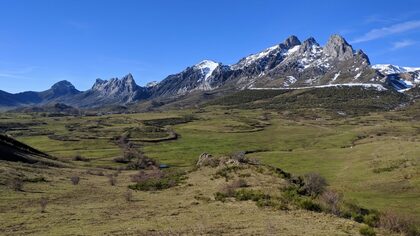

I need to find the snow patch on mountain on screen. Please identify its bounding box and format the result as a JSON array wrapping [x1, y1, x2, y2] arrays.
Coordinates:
[[372, 64, 420, 75], [145, 81, 158, 88], [284, 76, 297, 87], [331, 71, 341, 83], [250, 83, 387, 91], [194, 60, 219, 80], [231, 45, 280, 69]]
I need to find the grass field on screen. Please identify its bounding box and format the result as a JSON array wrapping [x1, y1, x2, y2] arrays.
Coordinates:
[[0, 104, 419, 234]]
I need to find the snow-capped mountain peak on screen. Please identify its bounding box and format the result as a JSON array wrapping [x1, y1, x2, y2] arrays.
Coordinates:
[[372, 64, 420, 75], [194, 60, 219, 80]]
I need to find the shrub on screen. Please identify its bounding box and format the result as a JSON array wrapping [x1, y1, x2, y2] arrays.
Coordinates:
[[72, 154, 89, 162], [124, 190, 133, 202], [353, 213, 365, 223], [214, 179, 248, 202], [379, 210, 419, 235], [24, 177, 47, 183], [214, 192, 228, 202], [213, 166, 243, 181], [281, 186, 300, 203], [220, 184, 237, 198], [113, 156, 130, 163], [363, 212, 380, 227], [298, 199, 322, 212], [234, 189, 270, 202], [40, 197, 48, 213], [108, 175, 117, 186], [70, 176, 80, 185], [320, 190, 342, 215], [8, 178, 23, 191], [255, 198, 288, 210], [128, 170, 186, 191], [359, 225, 376, 236], [301, 173, 327, 197], [231, 151, 247, 163], [231, 178, 248, 188]]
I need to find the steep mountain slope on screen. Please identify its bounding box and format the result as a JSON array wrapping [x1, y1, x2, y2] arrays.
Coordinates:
[[150, 60, 226, 97]]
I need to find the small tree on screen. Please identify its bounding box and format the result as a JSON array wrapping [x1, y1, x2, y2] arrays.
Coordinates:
[[124, 190, 133, 202], [108, 174, 117, 186], [40, 197, 48, 213], [302, 173, 327, 197], [320, 190, 342, 215], [8, 178, 24, 191], [70, 176, 80, 185]]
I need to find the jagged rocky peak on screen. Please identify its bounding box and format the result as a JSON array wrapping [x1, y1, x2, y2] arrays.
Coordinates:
[[283, 35, 301, 48], [50, 80, 79, 94], [323, 34, 354, 60], [356, 49, 371, 65], [299, 37, 320, 53], [92, 74, 139, 94], [120, 73, 137, 88]]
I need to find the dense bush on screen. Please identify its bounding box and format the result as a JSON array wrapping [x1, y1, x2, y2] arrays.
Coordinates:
[[301, 173, 327, 197], [128, 170, 186, 191], [379, 210, 419, 236], [359, 225, 376, 236], [298, 199, 322, 212], [319, 190, 342, 215], [70, 176, 80, 185]]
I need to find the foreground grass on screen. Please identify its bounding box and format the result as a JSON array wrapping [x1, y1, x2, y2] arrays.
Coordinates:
[[1, 162, 392, 235]]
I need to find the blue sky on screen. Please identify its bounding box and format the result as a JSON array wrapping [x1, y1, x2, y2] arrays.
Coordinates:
[[1, 0, 420, 93]]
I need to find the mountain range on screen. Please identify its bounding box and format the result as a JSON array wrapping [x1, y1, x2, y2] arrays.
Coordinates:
[[1, 34, 419, 109]]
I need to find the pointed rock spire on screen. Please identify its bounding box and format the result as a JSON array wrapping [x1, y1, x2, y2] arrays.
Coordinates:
[[299, 37, 320, 53], [283, 35, 301, 49], [323, 34, 354, 60]]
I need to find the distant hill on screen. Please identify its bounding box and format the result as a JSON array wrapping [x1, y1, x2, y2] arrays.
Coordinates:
[[0, 134, 63, 166]]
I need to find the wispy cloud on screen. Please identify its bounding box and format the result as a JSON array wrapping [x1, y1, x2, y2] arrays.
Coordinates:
[[364, 15, 399, 24], [0, 66, 38, 79], [351, 20, 420, 43], [392, 39, 416, 50]]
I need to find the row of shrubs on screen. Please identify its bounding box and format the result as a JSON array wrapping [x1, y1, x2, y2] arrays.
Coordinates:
[[214, 172, 419, 236]]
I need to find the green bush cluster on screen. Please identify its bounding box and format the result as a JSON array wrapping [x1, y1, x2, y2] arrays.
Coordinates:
[[359, 225, 376, 236], [128, 170, 186, 191]]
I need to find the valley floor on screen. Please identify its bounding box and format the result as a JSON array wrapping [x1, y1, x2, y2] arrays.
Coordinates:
[[0, 105, 419, 235]]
